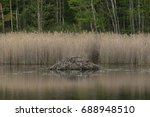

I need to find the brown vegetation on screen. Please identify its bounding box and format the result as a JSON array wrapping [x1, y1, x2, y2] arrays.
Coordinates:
[[0, 32, 150, 65]]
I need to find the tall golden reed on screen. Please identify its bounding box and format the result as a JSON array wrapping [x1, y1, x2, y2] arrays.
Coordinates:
[[0, 32, 150, 65]]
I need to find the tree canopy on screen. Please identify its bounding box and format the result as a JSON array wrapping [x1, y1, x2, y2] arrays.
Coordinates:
[[0, 0, 150, 33]]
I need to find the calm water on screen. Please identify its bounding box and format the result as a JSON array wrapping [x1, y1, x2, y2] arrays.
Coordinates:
[[0, 65, 150, 100]]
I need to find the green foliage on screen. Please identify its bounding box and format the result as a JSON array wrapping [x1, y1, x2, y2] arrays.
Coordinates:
[[0, 0, 150, 33]]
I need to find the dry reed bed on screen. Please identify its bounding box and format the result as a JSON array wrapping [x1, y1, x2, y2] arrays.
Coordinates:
[[0, 32, 150, 65]]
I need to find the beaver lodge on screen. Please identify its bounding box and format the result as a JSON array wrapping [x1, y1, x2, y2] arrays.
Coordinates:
[[49, 57, 99, 71]]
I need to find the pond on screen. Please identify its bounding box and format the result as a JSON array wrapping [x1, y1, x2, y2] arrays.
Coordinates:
[[0, 65, 150, 100]]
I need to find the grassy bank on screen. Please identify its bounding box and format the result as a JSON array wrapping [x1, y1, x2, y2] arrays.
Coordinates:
[[0, 32, 150, 65]]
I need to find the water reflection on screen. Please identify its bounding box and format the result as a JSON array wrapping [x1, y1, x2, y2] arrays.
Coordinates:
[[49, 70, 98, 80], [0, 65, 150, 99]]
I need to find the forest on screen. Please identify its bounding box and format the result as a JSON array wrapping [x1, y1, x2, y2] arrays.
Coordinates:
[[0, 0, 150, 33]]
